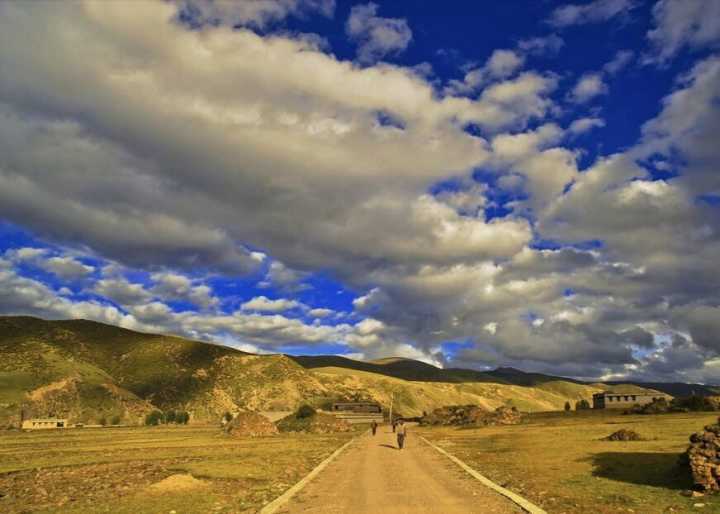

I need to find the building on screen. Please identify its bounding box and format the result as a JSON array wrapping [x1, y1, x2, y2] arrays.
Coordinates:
[[22, 418, 68, 430], [330, 402, 384, 424], [592, 391, 673, 409]]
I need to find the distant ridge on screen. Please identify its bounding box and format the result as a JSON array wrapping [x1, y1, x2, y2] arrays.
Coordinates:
[[1, 315, 718, 426]]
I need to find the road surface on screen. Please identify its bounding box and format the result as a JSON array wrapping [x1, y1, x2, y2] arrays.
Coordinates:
[[277, 425, 523, 514]]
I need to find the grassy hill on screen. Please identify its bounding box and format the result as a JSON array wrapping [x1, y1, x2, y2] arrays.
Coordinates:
[[0, 315, 708, 425]]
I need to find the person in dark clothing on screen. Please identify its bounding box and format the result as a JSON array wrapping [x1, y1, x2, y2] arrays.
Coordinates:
[[391, 420, 396, 433], [371, 420, 378, 435], [396, 420, 407, 449]]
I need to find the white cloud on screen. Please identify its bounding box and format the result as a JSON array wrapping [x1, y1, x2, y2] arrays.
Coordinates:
[[548, 0, 638, 28], [308, 307, 333, 318], [5, 247, 47, 261], [647, 0, 720, 63], [176, 0, 335, 28], [94, 278, 153, 306], [517, 35, 565, 56], [150, 271, 218, 309], [446, 49, 525, 95], [603, 49, 634, 74], [241, 295, 302, 312], [1, 1, 719, 380], [569, 73, 608, 103], [346, 3, 412, 63], [40, 256, 95, 280], [568, 117, 606, 135]]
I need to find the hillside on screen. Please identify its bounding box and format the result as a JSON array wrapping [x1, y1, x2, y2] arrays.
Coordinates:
[[0, 316, 329, 425], [0, 315, 706, 425]]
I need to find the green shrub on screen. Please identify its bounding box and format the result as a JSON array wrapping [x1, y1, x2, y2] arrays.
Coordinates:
[[110, 415, 121, 425], [223, 411, 233, 423], [177, 411, 190, 424], [575, 399, 591, 410], [145, 410, 164, 426], [296, 404, 316, 419], [165, 410, 176, 423], [98, 416, 107, 426], [673, 395, 716, 412]]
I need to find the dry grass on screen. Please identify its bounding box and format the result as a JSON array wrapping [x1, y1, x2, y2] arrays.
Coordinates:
[[419, 410, 720, 513], [0, 425, 354, 513]]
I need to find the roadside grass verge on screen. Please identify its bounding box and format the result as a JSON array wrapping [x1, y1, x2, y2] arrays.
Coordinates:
[[418, 410, 720, 513]]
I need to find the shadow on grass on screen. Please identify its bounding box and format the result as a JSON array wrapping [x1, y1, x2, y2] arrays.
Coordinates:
[[590, 452, 691, 490]]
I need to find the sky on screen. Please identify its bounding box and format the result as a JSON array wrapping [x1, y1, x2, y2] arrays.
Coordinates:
[[0, 0, 719, 383]]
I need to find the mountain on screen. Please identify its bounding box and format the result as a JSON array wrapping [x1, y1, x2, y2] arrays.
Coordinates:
[[0, 316, 327, 425], [1, 315, 710, 426]]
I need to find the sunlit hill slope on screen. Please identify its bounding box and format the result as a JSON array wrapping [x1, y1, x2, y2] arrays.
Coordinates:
[[1, 316, 712, 425]]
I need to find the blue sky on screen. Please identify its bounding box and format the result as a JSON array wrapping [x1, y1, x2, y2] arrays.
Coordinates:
[[0, 0, 719, 382]]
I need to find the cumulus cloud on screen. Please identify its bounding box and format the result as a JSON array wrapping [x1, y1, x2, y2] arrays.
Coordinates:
[[569, 73, 608, 103], [308, 307, 333, 318], [346, 3, 412, 63], [517, 34, 565, 56], [150, 271, 218, 309], [0, 0, 550, 293], [548, 0, 638, 28], [446, 49, 525, 95], [176, 0, 335, 28], [5, 247, 47, 262], [39, 256, 95, 280], [241, 295, 302, 312], [568, 117, 606, 135], [0, 1, 719, 380], [603, 49, 634, 74], [647, 0, 720, 63], [94, 277, 153, 306]]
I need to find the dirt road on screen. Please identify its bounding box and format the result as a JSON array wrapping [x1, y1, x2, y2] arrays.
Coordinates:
[[276, 425, 523, 514]]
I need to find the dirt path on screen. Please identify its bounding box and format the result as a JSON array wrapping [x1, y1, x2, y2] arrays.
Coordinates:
[[276, 425, 523, 514]]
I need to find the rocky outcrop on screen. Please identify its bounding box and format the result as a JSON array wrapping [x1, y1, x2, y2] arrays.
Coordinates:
[[685, 418, 720, 491], [421, 404, 522, 426]]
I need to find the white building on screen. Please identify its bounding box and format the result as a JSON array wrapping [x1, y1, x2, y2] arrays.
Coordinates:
[[22, 418, 68, 430]]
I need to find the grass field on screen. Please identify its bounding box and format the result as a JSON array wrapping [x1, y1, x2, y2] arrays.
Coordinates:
[[419, 410, 720, 513], [0, 425, 354, 513]]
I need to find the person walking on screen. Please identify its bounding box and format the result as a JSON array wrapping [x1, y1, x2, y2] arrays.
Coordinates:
[[396, 420, 407, 449], [391, 420, 396, 433], [371, 420, 378, 436]]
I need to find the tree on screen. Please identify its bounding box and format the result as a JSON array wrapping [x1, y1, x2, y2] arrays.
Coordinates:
[[145, 410, 164, 426], [575, 399, 591, 410], [165, 410, 176, 424], [564, 401, 571, 412], [296, 404, 316, 419]]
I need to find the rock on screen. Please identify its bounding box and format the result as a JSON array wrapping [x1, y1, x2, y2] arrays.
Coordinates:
[[224, 411, 279, 437], [420, 405, 523, 427], [602, 429, 644, 441], [276, 412, 352, 433], [684, 418, 720, 492]]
